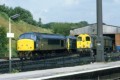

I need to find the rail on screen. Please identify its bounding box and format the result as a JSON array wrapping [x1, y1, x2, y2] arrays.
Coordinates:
[[0, 52, 120, 73]]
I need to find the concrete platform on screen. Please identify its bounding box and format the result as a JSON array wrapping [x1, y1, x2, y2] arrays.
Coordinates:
[[0, 61, 120, 80]]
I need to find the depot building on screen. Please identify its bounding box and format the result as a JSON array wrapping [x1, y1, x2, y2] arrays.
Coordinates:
[[70, 23, 120, 51]]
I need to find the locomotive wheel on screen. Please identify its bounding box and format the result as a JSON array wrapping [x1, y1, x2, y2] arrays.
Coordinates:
[[18, 52, 26, 61], [18, 52, 23, 60], [30, 52, 40, 60]]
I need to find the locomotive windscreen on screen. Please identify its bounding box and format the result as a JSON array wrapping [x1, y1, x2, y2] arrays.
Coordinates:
[[19, 33, 36, 41]]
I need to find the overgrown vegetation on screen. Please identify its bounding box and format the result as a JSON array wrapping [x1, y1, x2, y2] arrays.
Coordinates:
[[0, 26, 8, 57], [43, 21, 88, 35], [0, 4, 42, 26]]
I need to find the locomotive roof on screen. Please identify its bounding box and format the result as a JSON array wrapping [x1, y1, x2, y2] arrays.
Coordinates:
[[21, 32, 66, 39], [66, 36, 76, 39], [39, 34, 66, 39], [90, 35, 112, 39]]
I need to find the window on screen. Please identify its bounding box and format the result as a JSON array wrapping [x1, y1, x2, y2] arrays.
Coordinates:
[[31, 34, 37, 41], [19, 33, 36, 41], [61, 40, 64, 47], [77, 37, 82, 41], [86, 36, 90, 41], [48, 39, 60, 45]]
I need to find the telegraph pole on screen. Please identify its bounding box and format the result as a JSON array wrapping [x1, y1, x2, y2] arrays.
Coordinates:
[[96, 0, 105, 62]]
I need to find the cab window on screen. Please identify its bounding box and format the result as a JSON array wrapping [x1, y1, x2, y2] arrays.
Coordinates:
[[31, 34, 36, 41], [19, 33, 36, 41], [77, 37, 82, 41], [86, 36, 90, 41]]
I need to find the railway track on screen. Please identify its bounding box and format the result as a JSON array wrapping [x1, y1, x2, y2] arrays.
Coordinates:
[[0, 58, 19, 62], [113, 77, 120, 80], [0, 52, 120, 74], [0, 54, 92, 73]]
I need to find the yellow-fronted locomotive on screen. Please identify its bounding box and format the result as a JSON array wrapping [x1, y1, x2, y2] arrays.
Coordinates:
[[17, 32, 77, 60], [76, 34, 112, 55], [17, 32, 113, 60]]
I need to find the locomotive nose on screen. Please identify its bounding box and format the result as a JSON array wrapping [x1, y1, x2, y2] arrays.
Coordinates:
[[17, 39, 34, 51]]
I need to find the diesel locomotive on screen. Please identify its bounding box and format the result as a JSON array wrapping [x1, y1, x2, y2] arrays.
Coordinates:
[[66, 36, 76, 52], [77, 34, 113, 55], [17, 32, 76, 60], [17, 32, 113, 60]]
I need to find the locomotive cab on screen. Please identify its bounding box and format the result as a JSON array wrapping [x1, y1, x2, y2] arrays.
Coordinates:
[[66, 36, 77, 52], [77, 34, 92, 49], [17, 33, 37, 51]]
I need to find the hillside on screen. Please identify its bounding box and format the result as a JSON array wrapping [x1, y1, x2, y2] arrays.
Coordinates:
[[0, 13, 52, 38], [0, 13, 52, 57]]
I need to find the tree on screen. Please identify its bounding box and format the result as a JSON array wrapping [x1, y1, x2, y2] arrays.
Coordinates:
[[74, 21, 88, 28], [0, 5, 42, 26], [0, 26, 8, 57], [45, 21, 89, 36], [13, 7, 33, 21], [50, 23, 72, 36]]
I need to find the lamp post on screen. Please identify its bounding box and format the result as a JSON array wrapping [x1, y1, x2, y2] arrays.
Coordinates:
[[7, 14, 20, 72]]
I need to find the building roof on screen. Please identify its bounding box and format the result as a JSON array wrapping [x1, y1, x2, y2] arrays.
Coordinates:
[[70, 23, 120, 35]]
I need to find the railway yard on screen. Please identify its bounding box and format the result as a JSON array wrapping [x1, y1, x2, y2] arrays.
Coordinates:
[[0, 53, 120, 80], [1, 25, 120, 79], [0, 52, 120, 74], [1, 0, 120, 79]]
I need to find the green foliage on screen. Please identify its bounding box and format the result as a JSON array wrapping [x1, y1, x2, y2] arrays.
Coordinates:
[[43, 21, 88, 36], [0, 12, 9, 19], [13, 7, 33, 21], [11, 69, 21, 73], [0, 4, 40, 26], [0, 4, 10, 14], [50, 23, 71, 36], [0, 26, 8, 57]]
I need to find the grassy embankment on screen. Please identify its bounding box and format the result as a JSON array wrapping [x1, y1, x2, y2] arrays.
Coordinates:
[[0, 12, 52, 57]]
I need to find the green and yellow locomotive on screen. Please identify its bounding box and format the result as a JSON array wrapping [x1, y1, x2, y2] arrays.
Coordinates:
[[17, 32, 67, 60], [17, 32, 77, 60], [76, 34, 112, 55], [17, 32, 113, 60]]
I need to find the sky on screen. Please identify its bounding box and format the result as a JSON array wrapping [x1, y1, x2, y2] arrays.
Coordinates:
[[0, 0, 120, 26]]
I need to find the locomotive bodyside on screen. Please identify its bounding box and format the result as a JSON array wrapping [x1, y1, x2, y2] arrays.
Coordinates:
[[91, 35, 112, 52], [66, 36, 77, 52], [17, 32, 66, 60], [38, 33, 66, 51]]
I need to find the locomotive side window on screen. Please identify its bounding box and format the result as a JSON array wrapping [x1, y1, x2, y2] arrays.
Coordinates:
[[77, 37, 82, 41], [48, 39, 60, 45], [86, 36, 90, 41], [61, 40, 64, 47]]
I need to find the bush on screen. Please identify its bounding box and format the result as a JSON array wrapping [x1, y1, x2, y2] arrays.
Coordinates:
[[0, 12, 9, 20], [0, 26, 8, 57]]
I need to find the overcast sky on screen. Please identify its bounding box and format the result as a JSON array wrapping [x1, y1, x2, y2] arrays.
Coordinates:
[[0, 0, 120, 26]]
